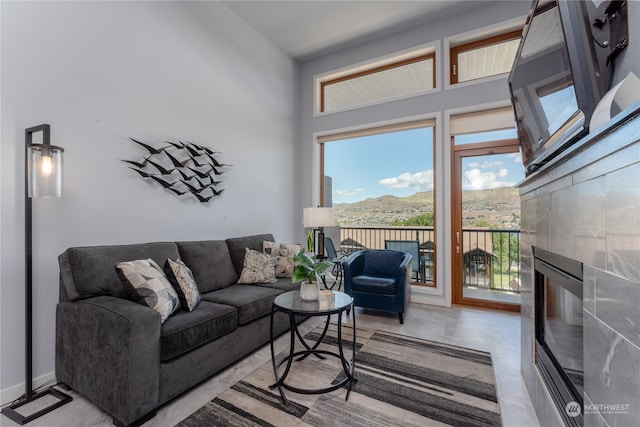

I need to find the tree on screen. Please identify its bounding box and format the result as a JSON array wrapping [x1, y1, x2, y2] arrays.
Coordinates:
[[474, 219, 491, 228], [391, 213, 434, 227], [492, 231, 520, 277]]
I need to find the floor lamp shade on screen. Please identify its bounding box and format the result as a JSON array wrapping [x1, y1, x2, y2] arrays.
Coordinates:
[[27, 125, 63, 198]]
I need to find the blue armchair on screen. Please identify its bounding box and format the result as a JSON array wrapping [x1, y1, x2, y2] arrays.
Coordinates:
[[342, 249, 412, 324]]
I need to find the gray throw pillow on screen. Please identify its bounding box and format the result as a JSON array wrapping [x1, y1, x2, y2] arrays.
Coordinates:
[[116, 258, 180, 323], [164, 258, 201, 312], [238, 248, 277, 284]]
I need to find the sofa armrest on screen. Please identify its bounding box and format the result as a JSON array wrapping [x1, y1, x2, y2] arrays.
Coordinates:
[[56, 296, 161, 426], [342, 250, 366, 294]]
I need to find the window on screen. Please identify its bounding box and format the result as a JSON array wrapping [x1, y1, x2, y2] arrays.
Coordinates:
[[318, 120, 437, 287], [450, 30, 521, 84], [451, 107, 518, 145], [319, 53, 436, 113]]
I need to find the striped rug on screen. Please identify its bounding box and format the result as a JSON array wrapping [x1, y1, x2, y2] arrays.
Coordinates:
[[178, 324, 502, 427]]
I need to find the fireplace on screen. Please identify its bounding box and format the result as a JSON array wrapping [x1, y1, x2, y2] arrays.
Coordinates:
[[534, 247, 583, 426]]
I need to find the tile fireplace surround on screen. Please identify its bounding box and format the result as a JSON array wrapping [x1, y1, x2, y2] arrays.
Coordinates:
[[519, 104, 640, 426]]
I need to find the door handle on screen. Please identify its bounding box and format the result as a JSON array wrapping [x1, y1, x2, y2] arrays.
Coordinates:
[[456, 232, 460, 254]]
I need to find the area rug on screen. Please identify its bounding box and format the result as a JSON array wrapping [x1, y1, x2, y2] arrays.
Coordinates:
[[178, 324, 502, 427]]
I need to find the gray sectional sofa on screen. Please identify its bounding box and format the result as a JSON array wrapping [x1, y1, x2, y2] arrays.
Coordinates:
[[55, 233, 300, 426]]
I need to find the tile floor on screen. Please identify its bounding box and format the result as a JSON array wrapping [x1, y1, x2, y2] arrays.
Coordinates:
[[1, 303, 541, 427]]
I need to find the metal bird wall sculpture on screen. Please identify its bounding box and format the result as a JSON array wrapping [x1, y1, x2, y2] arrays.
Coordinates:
[[123, 137, 230, 203]]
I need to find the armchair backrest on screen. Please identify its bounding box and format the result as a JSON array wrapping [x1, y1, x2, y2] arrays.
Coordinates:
[[363, 249, 406, 276]]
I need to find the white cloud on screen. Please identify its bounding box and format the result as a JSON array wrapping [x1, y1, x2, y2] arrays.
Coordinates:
[[480, 160, 505, 168], [508, 152, 523, 164], [463, 168, 514, 190], [334, 188, 364, 197], [379, 170, 434, 191]]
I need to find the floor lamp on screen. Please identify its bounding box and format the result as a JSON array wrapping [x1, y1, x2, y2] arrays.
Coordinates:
[[303, 207, 335, 259], [1, 124, 73, 424]]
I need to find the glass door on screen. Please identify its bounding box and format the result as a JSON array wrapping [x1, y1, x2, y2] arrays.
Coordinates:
[[451, 133, 524, 311]]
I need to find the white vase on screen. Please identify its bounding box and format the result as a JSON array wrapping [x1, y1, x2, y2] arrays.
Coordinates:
[[300, 281, 320, 301]]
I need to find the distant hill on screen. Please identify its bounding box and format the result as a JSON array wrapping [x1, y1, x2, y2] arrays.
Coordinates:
[[334, 187, 520, 228]]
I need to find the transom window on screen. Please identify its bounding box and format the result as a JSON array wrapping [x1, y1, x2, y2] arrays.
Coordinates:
[[450, 30, 522, 84], [319, 52, 436, 113]]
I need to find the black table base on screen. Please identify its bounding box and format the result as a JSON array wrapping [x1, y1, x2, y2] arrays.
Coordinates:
[[269, 298, 356, 406]]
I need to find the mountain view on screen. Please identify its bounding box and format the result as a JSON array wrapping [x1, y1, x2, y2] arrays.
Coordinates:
[[334, 187, 520, 228]]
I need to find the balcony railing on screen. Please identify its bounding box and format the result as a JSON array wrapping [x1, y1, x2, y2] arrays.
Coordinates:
[[337, 226, 520, 294], [339, 226, 435, 285], [462, 228, 521, 294]]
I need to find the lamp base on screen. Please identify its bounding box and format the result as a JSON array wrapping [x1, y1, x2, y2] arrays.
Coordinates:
[[316, 229, 326, 259], [1, 387, 72, 425]]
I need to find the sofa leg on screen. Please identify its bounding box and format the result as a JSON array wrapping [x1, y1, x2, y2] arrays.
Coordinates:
[[398, 313, 404, 324]]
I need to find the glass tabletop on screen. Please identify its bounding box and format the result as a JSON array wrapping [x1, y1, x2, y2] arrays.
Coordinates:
[[274, 290, 353, 314]]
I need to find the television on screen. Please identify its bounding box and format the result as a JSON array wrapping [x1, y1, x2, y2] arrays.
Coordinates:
[[508, 0, 609, 174]]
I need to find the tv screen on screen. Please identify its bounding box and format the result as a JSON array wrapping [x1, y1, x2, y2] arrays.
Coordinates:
[[509, 0, 606, 174]]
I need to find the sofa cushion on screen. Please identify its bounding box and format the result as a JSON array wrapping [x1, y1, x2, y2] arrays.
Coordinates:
[[363, 249, 404, 276], [263, 241, 300, 277], [255, 277, 301, 293], [238, 248, 277, 284], [176, 241, 238, 293], [59, 242, 180, 301], [351, 275, 397, 295], [160, 301, 237, 361], [201, 284, 282, 325], [116, 259, 181, 323], [164, 258, 201, 312], [226, 234, 275, 277]]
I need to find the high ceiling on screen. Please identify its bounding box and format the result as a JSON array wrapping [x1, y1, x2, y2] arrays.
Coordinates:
[[222, 1, 494, 62]]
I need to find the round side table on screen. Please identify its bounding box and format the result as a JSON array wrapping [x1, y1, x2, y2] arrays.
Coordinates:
[[269, 290, 356, 405]]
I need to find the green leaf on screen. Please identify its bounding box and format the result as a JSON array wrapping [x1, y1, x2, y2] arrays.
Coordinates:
[[291, 249, 333, 284]]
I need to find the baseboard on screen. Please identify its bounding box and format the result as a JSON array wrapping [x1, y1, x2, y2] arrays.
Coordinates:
[[410, 292, 449, 307], [0, 371, 56, 407]]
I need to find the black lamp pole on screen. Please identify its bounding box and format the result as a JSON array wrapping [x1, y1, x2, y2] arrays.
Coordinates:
[[1, 124, 72, 425]]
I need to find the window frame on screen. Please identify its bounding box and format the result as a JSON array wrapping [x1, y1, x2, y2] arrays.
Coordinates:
[[319, 52, 436, 113], [450, 30, 522, 85]]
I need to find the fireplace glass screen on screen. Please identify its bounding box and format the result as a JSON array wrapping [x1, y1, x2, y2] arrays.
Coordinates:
[[542, 275, 584, 395], [534, 247, 583, 426]]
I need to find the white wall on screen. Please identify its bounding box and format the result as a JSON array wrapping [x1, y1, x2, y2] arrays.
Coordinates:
[[297, 2, 530, 306], [0, 1, 298, 399]]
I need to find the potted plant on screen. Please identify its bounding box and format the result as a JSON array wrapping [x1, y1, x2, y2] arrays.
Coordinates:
[[292, 249, 334, 300]]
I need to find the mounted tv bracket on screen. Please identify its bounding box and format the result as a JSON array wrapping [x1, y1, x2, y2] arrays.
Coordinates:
[[592, 0, 628, 66]]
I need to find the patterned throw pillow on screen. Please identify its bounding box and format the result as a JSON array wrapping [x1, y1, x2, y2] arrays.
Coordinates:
[[164, 258, 201, 312], [238, 248, 277, 284], [263, 241, 301, 278], [116, 258, 180, 323]]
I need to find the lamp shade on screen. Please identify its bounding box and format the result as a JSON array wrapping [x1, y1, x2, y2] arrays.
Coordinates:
[[303, 207, 335, 228], [27, 143, 64, 198]]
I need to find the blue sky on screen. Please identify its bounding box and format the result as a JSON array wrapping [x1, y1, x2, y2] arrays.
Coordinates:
[[324, 127, 525, 204]]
